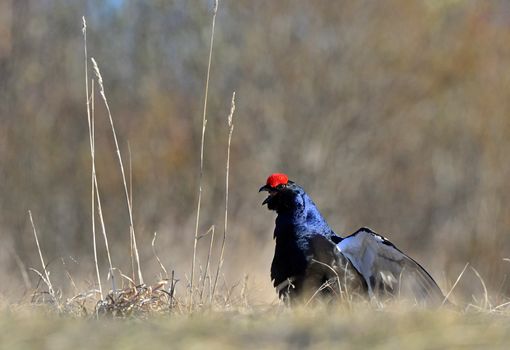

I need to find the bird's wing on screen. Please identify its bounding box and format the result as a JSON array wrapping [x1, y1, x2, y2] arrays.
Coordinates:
[[337, 227, 445, 306], [305, 234, 367, 298]]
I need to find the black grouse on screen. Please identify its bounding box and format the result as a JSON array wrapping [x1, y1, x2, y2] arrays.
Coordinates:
[[260, 173, 447, 306]]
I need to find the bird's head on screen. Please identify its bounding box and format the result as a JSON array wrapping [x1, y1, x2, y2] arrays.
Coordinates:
[[259, 173, 302, 212]]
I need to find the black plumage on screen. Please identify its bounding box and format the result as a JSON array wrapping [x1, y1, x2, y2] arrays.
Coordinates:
[[260, 173, 447, 306], [260, 176, 366, 303]]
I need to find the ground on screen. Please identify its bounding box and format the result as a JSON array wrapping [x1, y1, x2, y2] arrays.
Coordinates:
[[1, 304, 509, 349]]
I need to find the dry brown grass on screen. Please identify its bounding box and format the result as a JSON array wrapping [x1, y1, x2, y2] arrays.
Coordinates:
[[2, 302, 510, 350], [42, 7, 245, 317]]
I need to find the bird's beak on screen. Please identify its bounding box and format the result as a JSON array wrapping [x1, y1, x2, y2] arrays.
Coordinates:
[[262, 196, 272, 206], [259, 185, 271, 192], [259, 185, 274, 206]]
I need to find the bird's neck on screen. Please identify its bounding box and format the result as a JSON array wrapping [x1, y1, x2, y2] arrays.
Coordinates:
[[274, 192, 335, 239]]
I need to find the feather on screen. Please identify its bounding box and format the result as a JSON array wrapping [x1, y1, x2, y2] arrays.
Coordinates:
[[338, 227, 445, 306]]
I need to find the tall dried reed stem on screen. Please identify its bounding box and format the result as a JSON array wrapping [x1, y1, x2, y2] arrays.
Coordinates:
[[91, 57, 144, 285], [190, 0, 219, 310], [82, 17, 103, 299], [91, 83, 117, 294], [28, 211, 56, 302], [212, 91, 236, 298], [128, 142, 135, 283]]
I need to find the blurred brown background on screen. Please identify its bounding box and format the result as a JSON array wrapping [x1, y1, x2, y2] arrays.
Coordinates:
[[1, 0, 509, 303]]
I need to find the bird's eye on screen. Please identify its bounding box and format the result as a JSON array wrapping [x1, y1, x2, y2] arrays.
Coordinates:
[[276, 184, 285, 190]]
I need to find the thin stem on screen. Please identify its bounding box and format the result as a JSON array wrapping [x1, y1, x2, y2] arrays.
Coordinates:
[[199, 225, 215, 303], [152, 232, 169, 280], [91, 57, 144, 285], [212, 91, 236, 297], [94, 163, 116, 294], [442, 262, 469, 307], [28, 211, 56, 302], [190, 0, 219, 311], [82, 16, 103, 300], [128, 142, 135, 283], [470, 266, 490, 310]]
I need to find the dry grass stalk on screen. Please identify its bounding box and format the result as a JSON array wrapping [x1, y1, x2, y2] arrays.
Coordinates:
[[82, 16, 103, 300], [128, 143, 136, 283], [93, 170, 116, 294], [62, 259, 79, 297], [442, 262, 469, 307], [305, 259, 343, 306], [212, 91, 236, 298], [190, 0, 220, 310], [494, 300, 510, 311], [91, 57, 144, 286], [305, 280, 340, 306], [90, 67, 116, 294], [170, 270, 177, 300], [198, 225, 215, 303], [90, 72, 116, 294], [240, 274, 249, 307], [28, 210, 56, 304], [151, 232, 168, 280], [119, 272, 136, 287], [471, 266, 490, 310]]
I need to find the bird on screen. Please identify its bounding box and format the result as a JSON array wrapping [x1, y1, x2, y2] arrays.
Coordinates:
[[259, 173, 447, 306]]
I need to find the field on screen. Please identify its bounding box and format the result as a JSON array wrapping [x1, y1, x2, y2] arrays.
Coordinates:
[[1, 304, 509, 349], [2, 1, 510, 348]]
